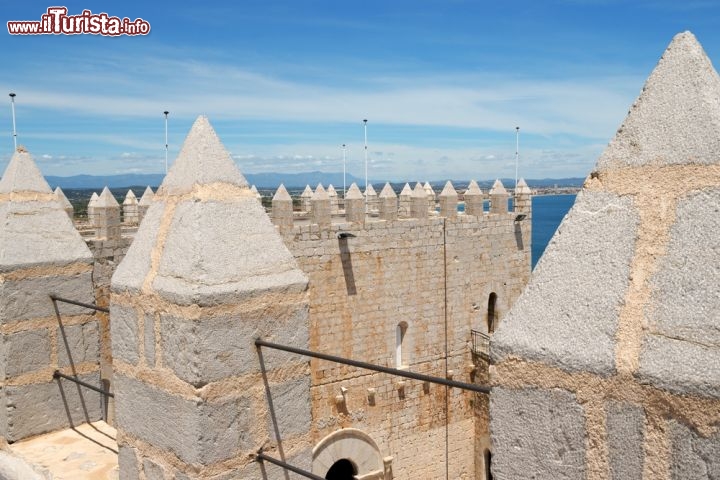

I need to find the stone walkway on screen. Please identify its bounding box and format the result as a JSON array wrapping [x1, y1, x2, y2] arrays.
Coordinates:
[[11, 421, 118, 480]]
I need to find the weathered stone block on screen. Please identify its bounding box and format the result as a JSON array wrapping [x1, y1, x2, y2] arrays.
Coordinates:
[[492, 191, 638, 375], [114, 374, 251, 465], [111, 203, 164, 295], [118, 446, 139, 480], [637, 188, 720, 398], [144, 313, 155, 367], [110, 305, 139, 365], [606, 401, 644, 479], [490, 387, 586, 480], [3, 329, 51, 377], [0, 201, 93, 273], [152, 200, 307, 306], [161, 304, 308, 387], [58, 321, 99, 367], [143, 458, 165, 480], [1, 373, 103, 442], [637, 334, 720, 398], [670, 420, 720, 479], [268, 377, 311, 440], [0, 272, 95, 322]]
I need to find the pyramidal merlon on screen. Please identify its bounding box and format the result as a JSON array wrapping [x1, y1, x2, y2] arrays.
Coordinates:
[[597, 31, 720, 170]]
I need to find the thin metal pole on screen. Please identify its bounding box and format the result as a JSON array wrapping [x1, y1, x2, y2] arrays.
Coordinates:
[[256, 451, 325, 480], [53, 370, 114, 398], [164, 111, 169, 174], [363, 119, 368, 212], [342, 143, 346, 199], [255, 338, 491, 394], [515, 126, 520, 191], [9, 93, 17, 151], [50, 295, 110, 313]]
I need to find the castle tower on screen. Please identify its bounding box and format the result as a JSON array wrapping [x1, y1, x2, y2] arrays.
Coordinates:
[[53, 186, 74, 219], [439, 181, 457, 218], [95, 187, 121, 240], [122, 189, 139, 225], [111, 116, 309, 479], [489, 179, 509, 214], [137, 186, 154, 223], [464, 180, 483, 216], [271, 183, 293, 232], [0, 149, 100, 442], [345, 182, 365, 224], [398, 182, 412, 218], [378, 182, 398, 221], [491, 32, 720, 479]]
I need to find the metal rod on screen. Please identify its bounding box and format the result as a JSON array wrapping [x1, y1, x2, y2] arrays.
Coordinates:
[[53, 370, 114, 398], [50, 295, 109, 313], [515, 126, 520, 191], [256, 451, 325, 480], [363, 119, 368, 212], [9, 93, 17, 151], [164, 111, 169, 174], [255, 338, 491, 394], [342, 143, 346, 199]]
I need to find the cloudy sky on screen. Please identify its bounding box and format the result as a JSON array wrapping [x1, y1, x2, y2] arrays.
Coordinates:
[[1, 1, 719, 182]]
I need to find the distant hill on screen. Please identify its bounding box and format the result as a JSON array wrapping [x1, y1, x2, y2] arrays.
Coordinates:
[[45, 172, 587, 190], [46, 171, 367, 190]]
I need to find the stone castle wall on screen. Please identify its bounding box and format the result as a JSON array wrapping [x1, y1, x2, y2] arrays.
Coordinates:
[[281, 206, 530, 478]]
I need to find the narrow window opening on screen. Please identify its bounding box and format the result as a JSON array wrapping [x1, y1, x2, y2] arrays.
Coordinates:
[[484, 449, 493, 480], [487, 293, 497, 333], [326, 458, 357, 480], [396, 322, 408, 367]]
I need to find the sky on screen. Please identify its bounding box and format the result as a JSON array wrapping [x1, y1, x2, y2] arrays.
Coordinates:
[[1, 1, 719, 183]]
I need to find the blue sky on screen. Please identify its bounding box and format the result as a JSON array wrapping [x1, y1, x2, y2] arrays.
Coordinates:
[[1, 1, 719, 182]]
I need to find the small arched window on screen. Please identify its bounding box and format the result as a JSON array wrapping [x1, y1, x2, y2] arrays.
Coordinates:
[[326, 458, 357, 479], [396, 322, 408, 367], [487, 293, 497, 333]]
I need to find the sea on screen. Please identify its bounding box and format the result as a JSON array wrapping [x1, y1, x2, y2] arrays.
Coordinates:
[[531, 194, 576, 269]]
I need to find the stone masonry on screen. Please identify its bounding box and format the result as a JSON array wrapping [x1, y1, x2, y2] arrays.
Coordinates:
[[490, 31, 720, 480], [274, 177, 530, 478], [110, 116, 310, 479], [0, 148, 102, 442]]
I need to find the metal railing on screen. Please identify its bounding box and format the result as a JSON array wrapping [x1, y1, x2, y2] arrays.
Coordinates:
[[471, 329, 490, 359]]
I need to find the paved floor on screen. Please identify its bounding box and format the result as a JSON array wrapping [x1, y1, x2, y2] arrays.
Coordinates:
[[11, 422, 118, 480]]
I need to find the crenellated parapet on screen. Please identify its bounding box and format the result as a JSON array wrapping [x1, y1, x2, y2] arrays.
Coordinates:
[[263, 179, 531, 241]]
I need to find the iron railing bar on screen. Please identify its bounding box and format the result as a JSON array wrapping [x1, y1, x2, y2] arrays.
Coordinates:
[[256, 451, 324, 480], [50, 295, 109, 313], [255, 338, 490, 394], [53, 370, 114, 398]]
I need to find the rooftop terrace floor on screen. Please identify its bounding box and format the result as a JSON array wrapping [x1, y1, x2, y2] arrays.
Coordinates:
[[10, 422, 118, 480]]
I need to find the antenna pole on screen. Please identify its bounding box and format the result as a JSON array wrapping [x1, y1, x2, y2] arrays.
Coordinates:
[[342, 143, 347, 200], [164, 111, 169, 174], [515, 126, 520, 191], [9, 93, 17, 151], [363, 119, 368, 212]]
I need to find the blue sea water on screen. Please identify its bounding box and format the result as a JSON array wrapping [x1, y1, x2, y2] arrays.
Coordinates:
[[531, 194, 577, 269]]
